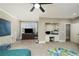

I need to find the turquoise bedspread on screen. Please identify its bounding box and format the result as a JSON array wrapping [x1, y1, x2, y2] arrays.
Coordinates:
[[0, 49, 31, 56]]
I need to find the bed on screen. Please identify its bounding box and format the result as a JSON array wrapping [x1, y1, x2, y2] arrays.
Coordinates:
[[0, 44, 31, 56], [48, 48, 79, 56], [0, 49, 31, 56]]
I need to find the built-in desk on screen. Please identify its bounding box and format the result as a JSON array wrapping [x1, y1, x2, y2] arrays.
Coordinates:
[[45, 34, 59, 42]]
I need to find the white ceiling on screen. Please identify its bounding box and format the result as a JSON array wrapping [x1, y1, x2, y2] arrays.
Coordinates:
[[0, 3, 79, 20]]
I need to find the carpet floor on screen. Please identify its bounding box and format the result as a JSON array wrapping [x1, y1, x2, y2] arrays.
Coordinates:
[[11, 40, 79, 56]]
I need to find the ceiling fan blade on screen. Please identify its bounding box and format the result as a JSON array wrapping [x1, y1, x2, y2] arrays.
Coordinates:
[[40, 6, 45, 12], [30, 7, 35, 12]]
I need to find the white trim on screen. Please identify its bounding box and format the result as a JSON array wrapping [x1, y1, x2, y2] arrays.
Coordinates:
[[39, 40, 66, 43], [59, 40, 66, 42], [39, 41, 46, 44]]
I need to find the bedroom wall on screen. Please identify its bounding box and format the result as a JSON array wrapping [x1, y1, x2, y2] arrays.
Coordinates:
[[71, 18, 79, 23], [71, 18, 79, 44], [0, 9, 19, 45], [38, 17, 71, 43]]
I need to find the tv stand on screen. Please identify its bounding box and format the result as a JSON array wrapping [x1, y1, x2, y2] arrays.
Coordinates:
[[22, 33, 34, 40]]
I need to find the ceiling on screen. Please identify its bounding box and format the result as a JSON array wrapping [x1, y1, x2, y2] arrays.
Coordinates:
[[0, 3, 79, 20]]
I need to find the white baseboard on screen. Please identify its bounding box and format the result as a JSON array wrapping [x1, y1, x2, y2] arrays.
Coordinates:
[[39, 41, 46, 44], [38, 40, 66, 43], [59, 40, 66, 42]]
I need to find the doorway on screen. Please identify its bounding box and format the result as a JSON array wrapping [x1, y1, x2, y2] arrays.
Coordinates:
[[66, 24, 71, 42], [20, 21, 38, 40]]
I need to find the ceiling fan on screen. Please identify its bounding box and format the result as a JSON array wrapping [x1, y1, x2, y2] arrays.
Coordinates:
[[30, 3, 53, 12]]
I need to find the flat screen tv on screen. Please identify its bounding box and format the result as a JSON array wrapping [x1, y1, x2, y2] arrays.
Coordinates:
[[0, 18, 11, 36], [25, 28, 33, 33]]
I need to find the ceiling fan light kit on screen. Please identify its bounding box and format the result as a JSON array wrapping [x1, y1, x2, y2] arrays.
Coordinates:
[[34, 3, 40, 9]]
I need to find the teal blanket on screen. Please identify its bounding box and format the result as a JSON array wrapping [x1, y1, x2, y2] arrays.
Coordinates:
[[0, 49, 31, 56]]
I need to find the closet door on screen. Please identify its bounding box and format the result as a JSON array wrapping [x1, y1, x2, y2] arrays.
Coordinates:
[[71, 23, 79, 44]]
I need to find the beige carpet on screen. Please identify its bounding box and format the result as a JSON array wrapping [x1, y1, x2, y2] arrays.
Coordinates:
[[11, 40, 79, 56]]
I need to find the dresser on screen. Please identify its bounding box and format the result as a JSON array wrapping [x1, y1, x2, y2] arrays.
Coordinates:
[[22, 33, 34, 40]]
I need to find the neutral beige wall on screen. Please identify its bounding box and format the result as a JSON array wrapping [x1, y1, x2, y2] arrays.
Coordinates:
[[0, 9, 19, 45], [71, 19, 79, 44], [38, 17, 71, 43], [71, 19, 79, 23]]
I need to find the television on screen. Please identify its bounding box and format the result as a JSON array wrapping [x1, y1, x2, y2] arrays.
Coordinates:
[[0, 18, 11, 36], [25, 28, 33, 33]]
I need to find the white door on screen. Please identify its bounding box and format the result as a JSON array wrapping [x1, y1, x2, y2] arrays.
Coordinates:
[[71, 23, 79, 44]]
